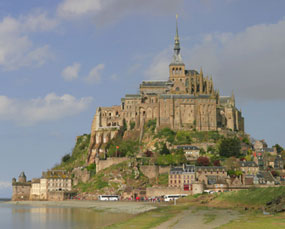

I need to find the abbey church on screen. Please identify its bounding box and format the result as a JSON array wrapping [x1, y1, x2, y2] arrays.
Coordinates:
[[87, 19, 244, 164]]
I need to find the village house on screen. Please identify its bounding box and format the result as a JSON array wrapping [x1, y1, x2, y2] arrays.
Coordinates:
[[176, 145, 200, 161], [239, 161, 259, 175]]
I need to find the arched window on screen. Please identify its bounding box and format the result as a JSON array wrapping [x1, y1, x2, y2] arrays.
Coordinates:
[[176, 87, 180, 91], [179, 67, 182, 74]]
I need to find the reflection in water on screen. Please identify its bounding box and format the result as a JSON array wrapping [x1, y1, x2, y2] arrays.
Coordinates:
[[0, 203, 131, 229]]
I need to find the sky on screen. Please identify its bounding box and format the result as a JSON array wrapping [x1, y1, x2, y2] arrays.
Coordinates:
[[0, 0, 285, 197]]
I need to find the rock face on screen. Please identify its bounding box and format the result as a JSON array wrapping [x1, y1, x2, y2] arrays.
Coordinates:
[[265, 196, 285, 213]]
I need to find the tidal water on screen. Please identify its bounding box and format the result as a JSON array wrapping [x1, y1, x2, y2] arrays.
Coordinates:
[[0, 201, 131, 229]]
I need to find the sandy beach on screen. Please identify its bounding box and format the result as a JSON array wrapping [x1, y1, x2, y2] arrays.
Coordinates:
[[7, 200, 157, 214]]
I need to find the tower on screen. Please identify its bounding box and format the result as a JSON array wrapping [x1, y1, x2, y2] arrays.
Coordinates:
[[169, 15, 186, 93]]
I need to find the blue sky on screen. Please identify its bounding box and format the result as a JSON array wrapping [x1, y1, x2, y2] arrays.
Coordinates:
[[0, 0, 285, 197]]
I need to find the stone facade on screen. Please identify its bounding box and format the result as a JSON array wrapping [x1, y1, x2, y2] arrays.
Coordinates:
[[87, 20, 244, 164]]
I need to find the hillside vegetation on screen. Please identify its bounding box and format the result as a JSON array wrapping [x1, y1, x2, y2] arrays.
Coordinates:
[[74, 160, 150, 194], [216, 186, 285, 207], [53, 134, 90, 171]]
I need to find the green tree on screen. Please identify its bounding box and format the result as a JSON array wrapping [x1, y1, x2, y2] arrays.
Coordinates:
[[274, 144, 284, 154], [160, 143, 170, 155], [218, 137, 241, 158]]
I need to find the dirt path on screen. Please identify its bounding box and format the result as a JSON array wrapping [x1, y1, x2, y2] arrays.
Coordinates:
[[155, 207, 242, 229]]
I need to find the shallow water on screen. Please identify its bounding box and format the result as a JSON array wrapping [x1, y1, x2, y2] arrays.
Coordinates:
[[0, 201, 132, 229]]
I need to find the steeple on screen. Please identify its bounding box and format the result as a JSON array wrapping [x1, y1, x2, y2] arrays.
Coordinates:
[[171, 14, 184, 65], [174, 14, 180, 55]]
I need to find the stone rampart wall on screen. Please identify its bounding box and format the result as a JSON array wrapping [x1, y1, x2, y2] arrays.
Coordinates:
[[12, 185, 31, 201], [96, 157, 129, 173], [140, 165, 170, 179]]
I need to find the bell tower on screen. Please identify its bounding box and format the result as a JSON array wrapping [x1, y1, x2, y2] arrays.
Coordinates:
[[169, 15, 186, 93]]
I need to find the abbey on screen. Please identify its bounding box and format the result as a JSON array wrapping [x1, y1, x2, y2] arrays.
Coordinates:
[[87, 19, 244, 164]]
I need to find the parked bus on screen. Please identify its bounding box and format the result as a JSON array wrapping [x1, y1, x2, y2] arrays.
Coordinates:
[[98, 195, 119, 201], [164, 194, 188, 202]]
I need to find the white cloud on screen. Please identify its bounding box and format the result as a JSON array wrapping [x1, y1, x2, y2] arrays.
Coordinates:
[[146, 19, 285, 101], [22, 11, 59, 32], [57, 0, 183, 25], [0, 11, 57, 71], [85, 64, 105, 84], [184, 19, 285, 100], [110, 74, 118, 81], [58, 0, 103, 18], [62, 62, 81, 81], [0, 93, 93, 125], [0, 181, 10, 189], [144, 49, 171, 80]]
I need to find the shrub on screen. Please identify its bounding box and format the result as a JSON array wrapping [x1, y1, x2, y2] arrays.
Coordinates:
[[196, 156, 210, 166], [174, 130, 192, 145], [130, 121, 135, 130], [213, 160, 221, 166], [146, 119, 156, 133], [144, 150, 154, 157], [62, 154, 71, 163], [156, 128, 176, 144]]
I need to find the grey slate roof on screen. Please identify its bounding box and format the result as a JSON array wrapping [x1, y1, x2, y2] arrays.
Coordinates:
[[239, 161, 258, 167], [185, 69, 199, 76], [159, 94, 211, 99], [125, 94, 141, 98], [140, 81, 171, 87], [177, 145, 200, 150]]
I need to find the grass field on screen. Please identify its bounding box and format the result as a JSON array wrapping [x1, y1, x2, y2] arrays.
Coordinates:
[[219, 212, 285, 229], [216, 186, 285, 207]]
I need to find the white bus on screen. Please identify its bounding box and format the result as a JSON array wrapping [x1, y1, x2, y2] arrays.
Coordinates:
[[164, 194, 188, 202], [98, 195, 119, 201]]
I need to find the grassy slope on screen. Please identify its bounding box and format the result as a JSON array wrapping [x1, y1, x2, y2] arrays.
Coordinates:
[[216, 186, 285, 207], [53, 134, 90, 171], [74, 160, 150, 194]]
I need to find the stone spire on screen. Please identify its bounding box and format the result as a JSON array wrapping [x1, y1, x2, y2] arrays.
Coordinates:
[[171, 14, 184, 65]]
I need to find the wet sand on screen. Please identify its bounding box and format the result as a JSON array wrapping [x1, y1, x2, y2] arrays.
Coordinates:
[[8, 200, 157, 214]]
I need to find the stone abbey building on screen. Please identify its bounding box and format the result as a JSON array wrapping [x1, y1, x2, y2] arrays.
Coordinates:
[[87, 19, 244, 164]]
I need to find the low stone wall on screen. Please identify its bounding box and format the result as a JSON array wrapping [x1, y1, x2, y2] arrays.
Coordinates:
[[146, 187, 190, 197], [96, 157, 129, 173], [140, 165, 170, 179], [47, 191, 64, 201]]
